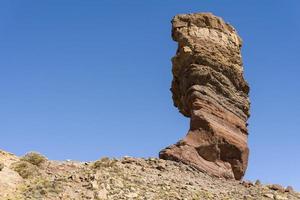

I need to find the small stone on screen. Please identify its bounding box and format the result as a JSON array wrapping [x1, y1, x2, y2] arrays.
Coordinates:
[[274, 194, 288, 200], [82, 182, 93, 189], [156, 164, 165, 171], [91, 181, 98, 189], [112, 179, 123, 188], [129, 186, 136, 192], [148, 158, 156, 162], [122, 157, 136, 164], [0, 162, 4, 171], [96, 188, 108, 199], [243, 195, 252, 200], [264, 193, 274, 199], [268, 184, 285, 193], [183, 46, 192, 53], [187, 181, 194, 186], [181, 185, 188, 190], [126, 192, 138, 198], [285, 186, 294, 193], [241, 180, 254, 188]]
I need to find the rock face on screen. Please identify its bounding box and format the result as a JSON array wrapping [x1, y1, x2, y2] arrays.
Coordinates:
[[159, 13, 250, 180]]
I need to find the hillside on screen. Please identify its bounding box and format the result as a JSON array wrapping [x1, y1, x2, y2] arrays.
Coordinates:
[[0, 150, 299, 200]]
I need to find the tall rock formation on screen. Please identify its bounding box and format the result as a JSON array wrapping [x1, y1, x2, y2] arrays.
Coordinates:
[[159, 13, 250, 180]]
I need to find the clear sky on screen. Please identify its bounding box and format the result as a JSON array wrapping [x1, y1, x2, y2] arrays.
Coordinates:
[[1, 0, 299, 190]]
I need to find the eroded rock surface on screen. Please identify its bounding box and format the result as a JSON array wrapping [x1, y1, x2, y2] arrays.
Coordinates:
[[159, 13, 250, 180]]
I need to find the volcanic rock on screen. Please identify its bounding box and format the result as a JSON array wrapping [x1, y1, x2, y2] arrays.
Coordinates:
[[159, 13, 250, 180]]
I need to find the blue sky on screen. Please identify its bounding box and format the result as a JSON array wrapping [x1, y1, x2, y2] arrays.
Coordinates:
[[1, 0, 299, 190]]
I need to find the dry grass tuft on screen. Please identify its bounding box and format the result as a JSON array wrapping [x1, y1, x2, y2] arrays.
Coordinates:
[[20, 152, 47, 167], [12, 161, 40, 179]]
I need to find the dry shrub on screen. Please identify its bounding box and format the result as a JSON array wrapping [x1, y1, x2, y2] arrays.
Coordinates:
[[21, 152, 47, 167], [12, 161, 40, 179]]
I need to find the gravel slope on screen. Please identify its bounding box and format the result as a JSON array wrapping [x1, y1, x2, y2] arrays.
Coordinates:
[[0, 150, 299, 200]]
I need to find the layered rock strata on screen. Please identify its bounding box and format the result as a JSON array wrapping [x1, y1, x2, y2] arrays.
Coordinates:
[[159, 13, 250, 180]]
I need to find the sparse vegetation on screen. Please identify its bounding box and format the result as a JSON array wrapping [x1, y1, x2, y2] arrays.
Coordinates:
[[20, 152, 47, 167], [92, 157, 117, 169], [1, 153, 299, 199], [12, 161, 40, 179], [20, 177, 62, 199]]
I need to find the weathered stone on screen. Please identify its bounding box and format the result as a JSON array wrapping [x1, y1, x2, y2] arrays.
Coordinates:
[[96, 188, 108, 199], [241, 180, 254, 188], [268, 184, 285, 193], [286, 186, 294, 193], [159, 13, 250, 180], [0, 163, 4, 171], [264, 193, 275, 199], [275, 194, 288, 200]]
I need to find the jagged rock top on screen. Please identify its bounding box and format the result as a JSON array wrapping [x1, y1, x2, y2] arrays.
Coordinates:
[[172, 13, 241, 44], [170, 12, 249, 120]]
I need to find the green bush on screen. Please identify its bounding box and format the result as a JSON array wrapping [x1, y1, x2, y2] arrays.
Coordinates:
[[20, 152, 47, 167]]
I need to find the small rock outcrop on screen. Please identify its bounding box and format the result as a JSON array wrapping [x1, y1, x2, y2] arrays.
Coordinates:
[[159, 13, 250, 180]]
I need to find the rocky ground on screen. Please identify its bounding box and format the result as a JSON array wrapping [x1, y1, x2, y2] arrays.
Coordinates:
[[0, 150, 299, 200]]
